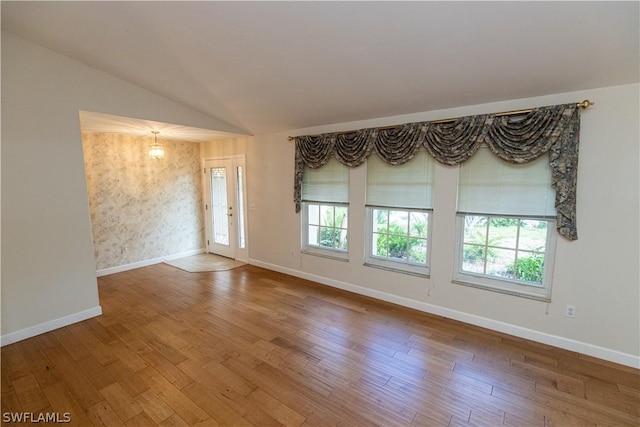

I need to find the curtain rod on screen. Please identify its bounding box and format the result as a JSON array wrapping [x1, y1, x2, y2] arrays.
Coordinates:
[[287, 99, 594, 141]]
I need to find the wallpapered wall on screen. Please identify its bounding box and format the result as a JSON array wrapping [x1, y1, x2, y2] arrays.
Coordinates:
[[82, 132, 204, 270]]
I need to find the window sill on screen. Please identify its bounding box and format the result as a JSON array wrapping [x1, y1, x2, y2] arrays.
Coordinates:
[[364, 262, 429, 278], [301, 248, 349, 262], [452, 278, 551, 302]]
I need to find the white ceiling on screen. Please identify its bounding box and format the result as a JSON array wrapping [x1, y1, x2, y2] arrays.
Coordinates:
[[2, 1, 639, 136], [78, 111, 241, 142]]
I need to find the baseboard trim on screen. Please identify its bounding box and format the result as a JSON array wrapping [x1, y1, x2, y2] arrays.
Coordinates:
[[249, 258, 640, 369], [0, 306, 103, 347], [96, 248, 205, 277]]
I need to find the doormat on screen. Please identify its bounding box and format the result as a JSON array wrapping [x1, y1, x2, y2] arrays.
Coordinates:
[[164, 253, 247, 272]]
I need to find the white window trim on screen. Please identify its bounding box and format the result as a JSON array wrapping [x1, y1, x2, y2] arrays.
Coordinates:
[[364, 206, 432, 277], [452, 214, 557, 301], [301, 201, 349, 261]]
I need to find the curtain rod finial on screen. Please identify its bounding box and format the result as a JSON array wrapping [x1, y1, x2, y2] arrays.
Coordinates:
[[288, 136, 295, 141], [577, 99, 594, 109]]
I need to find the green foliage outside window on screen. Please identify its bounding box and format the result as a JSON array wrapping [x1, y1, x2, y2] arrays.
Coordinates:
[[318, 206, 347, 249], [374, 210, 428, 264], [507, 252, 544, 283], [461, 215, 546, 284]]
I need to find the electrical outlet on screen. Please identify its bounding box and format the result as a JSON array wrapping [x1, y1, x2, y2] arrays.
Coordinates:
[[290, 250, 295, 257], [121, 246, 127, 254], [565, 304, 576, 318]]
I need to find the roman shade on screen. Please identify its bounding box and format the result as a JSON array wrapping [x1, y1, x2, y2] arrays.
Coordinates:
[[458, 147, 556, 217], [366, 150, 435, 210], [301, 157, 348, 203]]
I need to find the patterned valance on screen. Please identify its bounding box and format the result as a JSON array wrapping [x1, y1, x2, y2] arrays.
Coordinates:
[[294, 103, 582, 240]]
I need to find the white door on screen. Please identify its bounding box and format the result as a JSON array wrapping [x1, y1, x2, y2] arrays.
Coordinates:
[[205, 159, 236, 258], [204, 158, 248, 259]]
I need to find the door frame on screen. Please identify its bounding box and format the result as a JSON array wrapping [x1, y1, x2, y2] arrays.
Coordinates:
[[202, 155, 249, 262]]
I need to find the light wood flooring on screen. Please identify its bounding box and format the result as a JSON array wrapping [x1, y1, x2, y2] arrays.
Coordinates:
[[2, 264, 639, 426]]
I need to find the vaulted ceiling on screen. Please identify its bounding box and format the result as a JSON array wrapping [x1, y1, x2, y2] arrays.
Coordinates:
[[2, 1, 638, 136]]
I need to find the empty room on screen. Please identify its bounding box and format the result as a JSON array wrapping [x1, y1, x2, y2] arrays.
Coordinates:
[[2, 2, 639, 426]]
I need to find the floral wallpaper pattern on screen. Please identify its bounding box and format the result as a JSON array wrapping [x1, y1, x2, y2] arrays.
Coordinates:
[[82, 132, 204, 270]]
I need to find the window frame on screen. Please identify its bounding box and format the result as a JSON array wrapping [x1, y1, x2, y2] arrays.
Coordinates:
[[453, 213, 557, 301], [301, 201, 349, 261], [364, 150, 435, 277], [364, 206, 432, 277]]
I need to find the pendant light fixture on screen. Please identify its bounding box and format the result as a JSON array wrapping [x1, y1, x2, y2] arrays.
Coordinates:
[[149, 130, 165, 159]]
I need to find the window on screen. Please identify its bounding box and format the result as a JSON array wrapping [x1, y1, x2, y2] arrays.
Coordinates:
[[454, 147, 556, 300], [365, 150, 434, 276], [301, 157, 349, 259], [305, 204, 348, 250], [236, 165, 246, 249]]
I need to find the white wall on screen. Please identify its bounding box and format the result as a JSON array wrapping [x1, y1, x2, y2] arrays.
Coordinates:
[[232, 84, 639, 367], [1, 32, 243, 344]]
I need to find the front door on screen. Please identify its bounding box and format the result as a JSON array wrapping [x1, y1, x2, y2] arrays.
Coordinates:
[[205, 159, 236, 258]]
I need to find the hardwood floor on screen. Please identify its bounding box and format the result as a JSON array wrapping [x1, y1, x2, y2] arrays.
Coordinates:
[[2, 264, 639, 426]]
